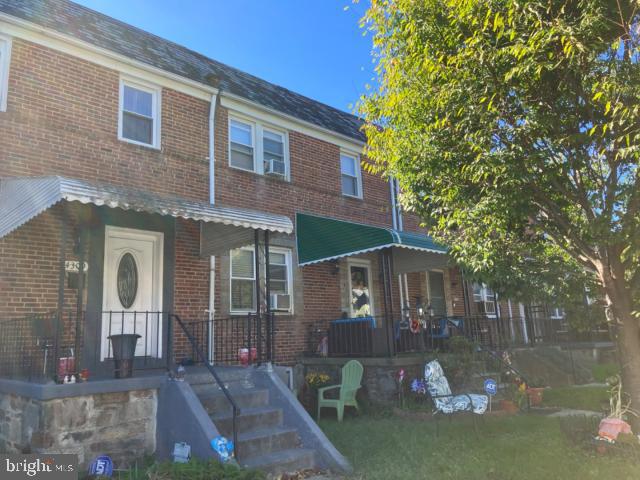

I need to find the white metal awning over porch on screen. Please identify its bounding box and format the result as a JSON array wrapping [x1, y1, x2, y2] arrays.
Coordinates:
[[0, 176, 293, 246]]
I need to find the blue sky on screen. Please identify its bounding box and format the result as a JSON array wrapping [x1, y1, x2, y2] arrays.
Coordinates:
[[74, 0, 374, 114]]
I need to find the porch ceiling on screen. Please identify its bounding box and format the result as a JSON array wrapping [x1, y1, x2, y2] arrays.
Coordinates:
[[0, 176, 293, 239], [296, 213, 448, 273]]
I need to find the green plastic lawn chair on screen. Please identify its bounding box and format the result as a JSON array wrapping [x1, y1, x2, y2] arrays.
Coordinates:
[[317, 360, 364, 422]]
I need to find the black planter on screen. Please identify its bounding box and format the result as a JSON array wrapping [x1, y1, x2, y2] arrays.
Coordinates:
[[108, 334, 141, 379]]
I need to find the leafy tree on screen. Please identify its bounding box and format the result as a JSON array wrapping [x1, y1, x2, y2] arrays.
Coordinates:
[[359, 0, 640, 419]]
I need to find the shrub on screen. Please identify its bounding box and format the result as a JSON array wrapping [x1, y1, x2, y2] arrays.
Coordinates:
[[592, 363, 619, 383]]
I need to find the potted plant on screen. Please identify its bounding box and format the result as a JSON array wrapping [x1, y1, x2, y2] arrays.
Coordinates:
[[526, 377, 546, 407], [108, 333, 141, 378], [597, 375, 637, 442], [302, 371, 330, 415], [500, 378, 527, 413]]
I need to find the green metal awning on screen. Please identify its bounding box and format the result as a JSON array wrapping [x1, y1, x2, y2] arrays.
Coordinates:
[[296, 213, 447, 267]]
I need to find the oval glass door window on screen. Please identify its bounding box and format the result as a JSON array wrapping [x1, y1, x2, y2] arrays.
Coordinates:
[[117, 252, 138, 309]]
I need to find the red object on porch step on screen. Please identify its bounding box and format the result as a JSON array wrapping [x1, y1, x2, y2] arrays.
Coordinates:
[[238, 348, 258, 366], [57, 357, 75, 379]]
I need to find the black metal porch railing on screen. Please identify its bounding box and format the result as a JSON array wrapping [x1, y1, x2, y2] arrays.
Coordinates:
[[180, 313, 276, 366], [0, 310, 169, 381], [306, 313, 611, 359], [170, 314, 241, 461]]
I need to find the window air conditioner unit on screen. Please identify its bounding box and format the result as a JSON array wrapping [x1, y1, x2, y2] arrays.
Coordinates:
[[264, 158, 286, 177], [270, 293, 291, 311]]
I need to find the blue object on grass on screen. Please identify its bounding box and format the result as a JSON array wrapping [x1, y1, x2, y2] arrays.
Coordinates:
[[211, 436, 234, 462]]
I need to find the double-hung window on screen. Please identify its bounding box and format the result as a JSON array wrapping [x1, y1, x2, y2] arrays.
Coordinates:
[[263, 129, 286, 176], [230, 247, 293, 314], [473, 283, 496, 317], [228, 116, 289, 179], [119, 78, 161, 148], [0, 35, 12, 112], [230, 119, 255, 171], [340, 152, 362, 198], [230, 248, 256, 312]]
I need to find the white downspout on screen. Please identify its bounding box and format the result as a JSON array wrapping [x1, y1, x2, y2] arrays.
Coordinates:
[[390, 178, 398, 230], [209, 93, 218, 205], [207, 93, 217, 363], [395, 179, 404, 231]]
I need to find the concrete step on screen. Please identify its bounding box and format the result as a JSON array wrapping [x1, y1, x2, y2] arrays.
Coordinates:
[[241, 448, 316, 476], [212, 406, 283, 436], [236, 427, 300, 459], [186, 367, 256, 389], [198, 388, 270, 414]]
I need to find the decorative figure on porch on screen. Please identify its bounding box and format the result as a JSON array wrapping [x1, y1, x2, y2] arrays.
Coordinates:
[[351, 268, 371, 317]]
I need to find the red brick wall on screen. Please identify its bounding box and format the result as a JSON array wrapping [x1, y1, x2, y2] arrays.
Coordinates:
[[213, 107, 393, 226], [0, 38, 465, 366], [0, 39, 210, 200]]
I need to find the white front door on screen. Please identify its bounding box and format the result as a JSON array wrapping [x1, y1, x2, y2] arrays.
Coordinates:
[[101, 226, 164, 360]]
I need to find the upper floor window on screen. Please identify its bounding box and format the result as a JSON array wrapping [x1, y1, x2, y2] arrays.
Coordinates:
[[118, 78, 161, 148], [473, 283, 496, 317], [228, 116, 289, 179], [340, 152, 362, 198], [0, 35, 12, 112], [230, 119, 255, 171]]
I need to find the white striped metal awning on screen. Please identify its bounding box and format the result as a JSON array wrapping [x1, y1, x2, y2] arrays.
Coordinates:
[[0, 176, 293, 239]]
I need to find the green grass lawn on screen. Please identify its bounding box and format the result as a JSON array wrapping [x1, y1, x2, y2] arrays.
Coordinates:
[[321, 414, 640, 480], [542, 386, 609, 412]]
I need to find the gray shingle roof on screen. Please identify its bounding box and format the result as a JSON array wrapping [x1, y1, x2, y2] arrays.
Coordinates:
[[0, 0, 366, 142]]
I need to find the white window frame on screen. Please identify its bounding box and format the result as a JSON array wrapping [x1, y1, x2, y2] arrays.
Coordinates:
[[228, 114, 290, 180], [425, 269, 447, 316], [230, 247, 257, 314], [118, 77, 161, 149], [229, 246, 294, 315], [268, 247, 294, 314], [549, 306, 565, 320], [347, 258, 374, 318], [0, 34, 12, 113], [473, 283, 496, 318], [340, 151, 363, 199], [229, 117, 257, 173], [262, 126, 289, 180]]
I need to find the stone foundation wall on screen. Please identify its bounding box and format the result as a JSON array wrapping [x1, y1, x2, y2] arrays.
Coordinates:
[[0, 389, 157, 467], [297, 356, 432, 406]]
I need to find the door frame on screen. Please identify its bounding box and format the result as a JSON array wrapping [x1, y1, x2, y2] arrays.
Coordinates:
[[425, 269, 448, 316], [347, 258, 375, 318], [101, 225, 164, 360], [83, 206, 175, 375]]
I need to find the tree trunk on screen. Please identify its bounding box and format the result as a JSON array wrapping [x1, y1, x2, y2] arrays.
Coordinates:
[[599, 264, 640, 431]]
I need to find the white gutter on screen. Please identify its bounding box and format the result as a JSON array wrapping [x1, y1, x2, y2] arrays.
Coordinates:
[[209, 93, 218, 205]]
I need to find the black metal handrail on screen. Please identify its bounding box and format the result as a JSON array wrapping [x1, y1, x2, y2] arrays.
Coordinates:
[[169, 313, 240, 460]]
